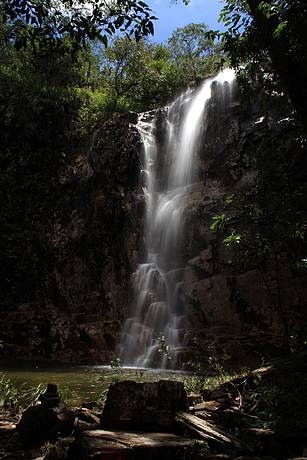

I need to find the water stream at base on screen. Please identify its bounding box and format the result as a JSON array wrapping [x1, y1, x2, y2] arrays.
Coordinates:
[[119, 69, 236, 369]]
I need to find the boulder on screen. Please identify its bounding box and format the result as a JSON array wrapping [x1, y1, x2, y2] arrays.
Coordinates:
[[68, 430, 203, 460], [101, 380, 187, 431], [17, 403, 75, 447]]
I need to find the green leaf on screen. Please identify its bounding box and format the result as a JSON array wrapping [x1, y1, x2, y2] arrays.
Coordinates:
[[225, 194, 234, 205], [272, 21, 288, 39], [210, 214, 228, 232], [223, 231, 241, 246]]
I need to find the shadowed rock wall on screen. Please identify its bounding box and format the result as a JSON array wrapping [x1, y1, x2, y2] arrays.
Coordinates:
[[1, 84, 306, 365], [0, 113, 143, 363], [179, 82, 307, 365]]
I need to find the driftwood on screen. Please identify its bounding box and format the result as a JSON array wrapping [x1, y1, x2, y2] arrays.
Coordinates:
[[175, 411, 240, 448], [190, 400, 223, 413]]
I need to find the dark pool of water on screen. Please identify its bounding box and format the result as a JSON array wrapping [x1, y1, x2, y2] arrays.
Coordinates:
[[0, 362, 186, 406]]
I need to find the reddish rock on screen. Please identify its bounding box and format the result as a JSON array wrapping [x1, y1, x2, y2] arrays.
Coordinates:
[[101, 380, 187, 431]]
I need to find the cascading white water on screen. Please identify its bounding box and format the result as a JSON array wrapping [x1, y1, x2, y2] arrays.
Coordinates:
[[119, 68, 236, 369]]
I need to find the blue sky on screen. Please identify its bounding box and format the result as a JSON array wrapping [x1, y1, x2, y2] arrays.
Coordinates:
[[146, 0, 224, 43]]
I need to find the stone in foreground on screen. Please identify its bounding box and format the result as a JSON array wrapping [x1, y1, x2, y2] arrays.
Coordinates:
[[17, 403, 75, 447], [101, 380, 187, 431], [68, 429, 203, 460]]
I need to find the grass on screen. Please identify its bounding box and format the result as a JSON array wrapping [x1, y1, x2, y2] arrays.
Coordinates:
[[183, 368, 250, 395], [0, 374, 45, 414]]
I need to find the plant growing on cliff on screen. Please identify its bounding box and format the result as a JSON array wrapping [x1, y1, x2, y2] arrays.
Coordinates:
[[210, 132, 307, 351], [157, 333, 172, 361]]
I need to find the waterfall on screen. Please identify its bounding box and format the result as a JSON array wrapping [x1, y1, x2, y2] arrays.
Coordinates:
[[119, 68, 236, 369]]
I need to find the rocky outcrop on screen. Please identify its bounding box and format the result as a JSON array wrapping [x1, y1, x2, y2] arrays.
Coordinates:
[[1, 81, 306, 365], [0, 112, 144, 363], [179, 83, 307, 364], [101, 380, 187, 431]]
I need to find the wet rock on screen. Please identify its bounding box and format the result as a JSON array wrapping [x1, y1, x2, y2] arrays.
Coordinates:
[[0, 111, 142, 365], [101, 380, 187, 431], [188, 247, 215, 276]]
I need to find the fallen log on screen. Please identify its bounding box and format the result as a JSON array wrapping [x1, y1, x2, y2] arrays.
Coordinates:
[[190, 400, 223, 413], [175, 411, 240, 448]]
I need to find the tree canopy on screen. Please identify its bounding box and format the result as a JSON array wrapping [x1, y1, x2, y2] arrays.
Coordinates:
[[220, 0, 307, 133], [167, 23, 224, 84], [2, 0, 156, 49]]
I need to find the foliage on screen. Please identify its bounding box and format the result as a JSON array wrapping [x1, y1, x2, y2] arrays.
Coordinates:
[[248, 374, 281, 429], [3, 0, 157, 51], [213, 178, 306, 274], [92, 24, 225, 114], [210, 127, 307, 349], [95, 36, 183, 113], [210, 213, 229, 233], [109, 357, 124, 382], [184, 342, 237, 394], [184, 365, 249, 395], [184, 440, 211, 459], [0, 34, 97, 302], [167, 23, 225, 85], [0, 375, 19, 411], [157, 333, 172, 360], [0, 375, 45, 414], [110, 357, 122, 370]]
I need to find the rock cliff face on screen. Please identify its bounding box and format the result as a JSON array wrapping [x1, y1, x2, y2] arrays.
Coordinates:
[[1, 82, 306, 365], [179, 82, 307, 365], [0, 112, 143, 363]]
